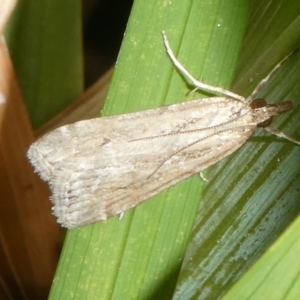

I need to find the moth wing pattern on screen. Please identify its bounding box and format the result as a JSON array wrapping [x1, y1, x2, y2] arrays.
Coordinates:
[[28, 97, 257, 228]]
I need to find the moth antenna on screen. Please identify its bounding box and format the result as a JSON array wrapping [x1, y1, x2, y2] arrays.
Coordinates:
[[162, 30, 245, 102], [247, 49, 297, 103]]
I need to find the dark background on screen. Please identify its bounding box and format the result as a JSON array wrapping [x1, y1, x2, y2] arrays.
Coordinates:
[[83, 0, 133, 87]]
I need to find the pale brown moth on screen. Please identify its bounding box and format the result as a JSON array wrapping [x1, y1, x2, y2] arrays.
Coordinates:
[[27, 32, 300, 228]]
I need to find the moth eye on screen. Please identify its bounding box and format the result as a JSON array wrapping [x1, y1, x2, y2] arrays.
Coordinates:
[[251, 98, 273, 128], [250, 98, 267, 109]]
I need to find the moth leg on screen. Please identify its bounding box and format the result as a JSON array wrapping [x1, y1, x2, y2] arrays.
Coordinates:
[[246, 50, 297, 103], [199, 171, 209, 183], [118, 212, 124, 220], [265, 127, 300, 145], [162, 30, 245, 102]]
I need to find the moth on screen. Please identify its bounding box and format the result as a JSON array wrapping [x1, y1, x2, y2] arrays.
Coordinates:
[[27, 32, 300, 228]]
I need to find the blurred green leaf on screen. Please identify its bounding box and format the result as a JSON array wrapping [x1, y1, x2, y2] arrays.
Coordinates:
[[5, 0, 83, 128]]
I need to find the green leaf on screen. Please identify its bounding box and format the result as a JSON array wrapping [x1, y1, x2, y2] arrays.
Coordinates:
[[49, 0, 253, 299], [223, 215, 300, 299], [173, 0, 300, 299]]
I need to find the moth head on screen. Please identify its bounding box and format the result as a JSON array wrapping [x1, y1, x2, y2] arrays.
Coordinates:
[[250, 98, 294, 128]]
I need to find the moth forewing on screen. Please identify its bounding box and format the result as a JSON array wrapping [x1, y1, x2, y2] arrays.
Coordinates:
[[36, 98, 257, 228]]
